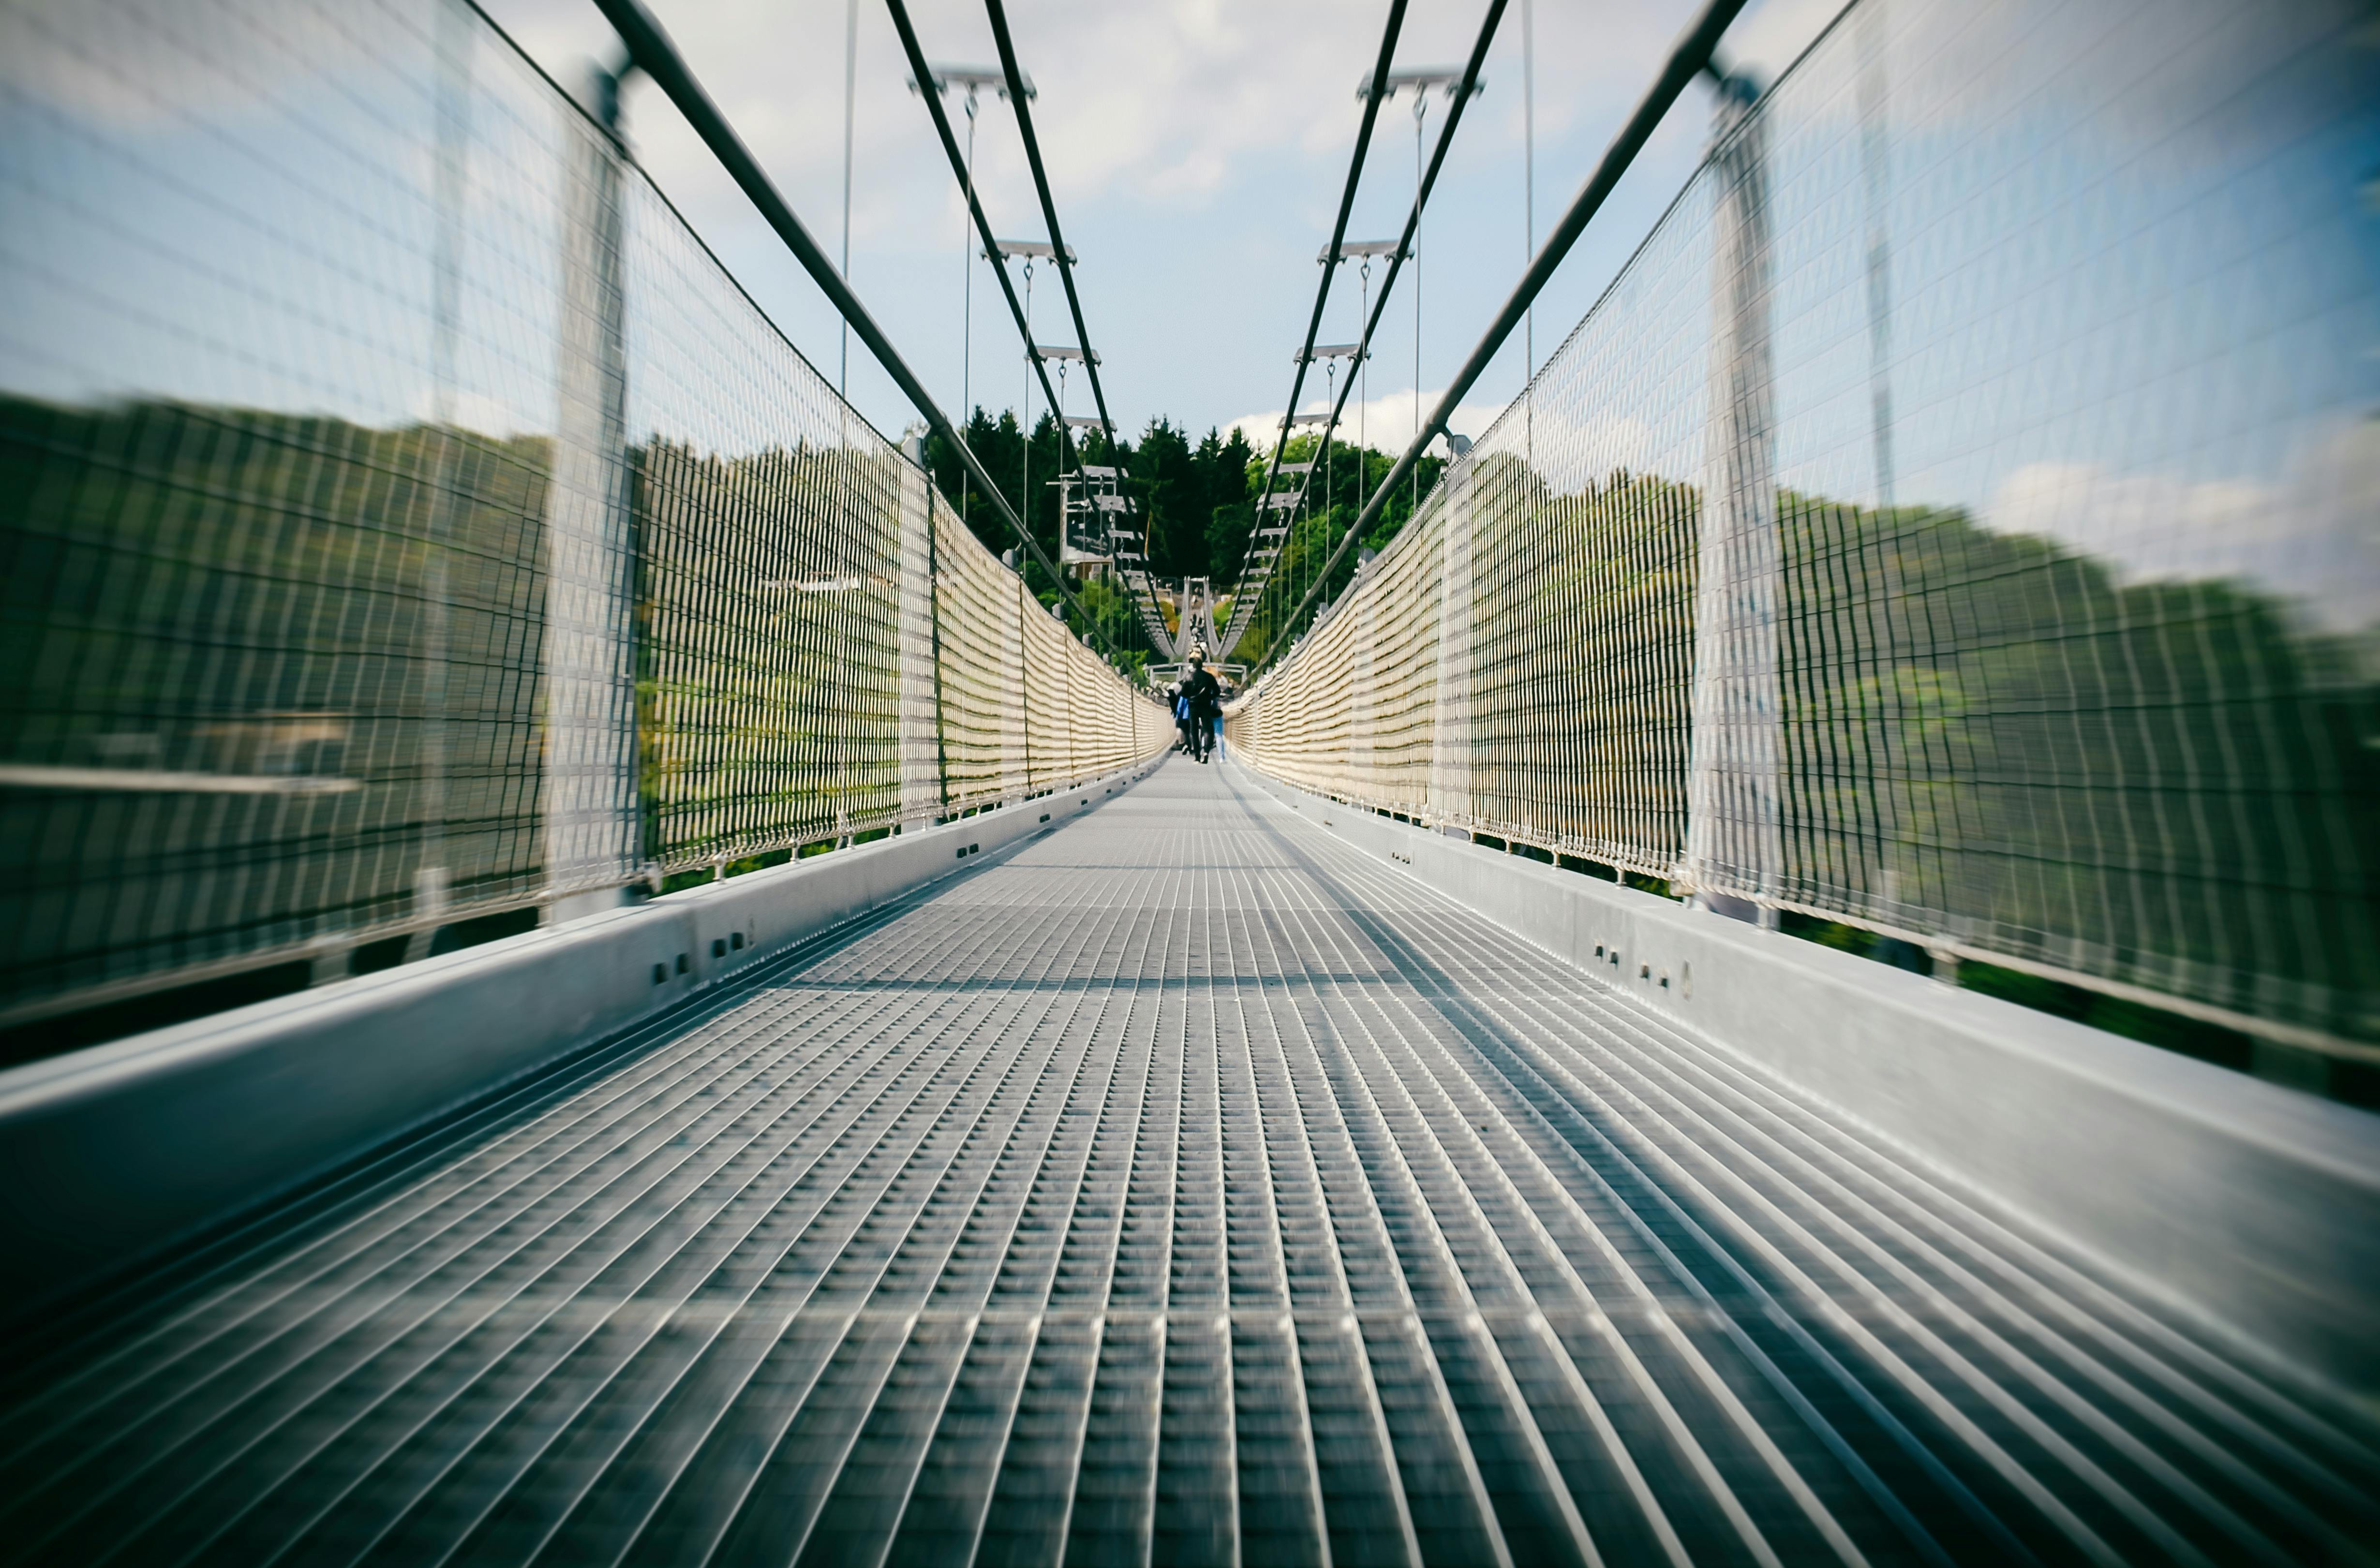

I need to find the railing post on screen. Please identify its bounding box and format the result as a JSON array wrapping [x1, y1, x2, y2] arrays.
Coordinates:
[[1683, 77, 1784, 924], [895, 446, 942, 826], [543, 63, 642, 923], [1428, 460, 1475, 828]]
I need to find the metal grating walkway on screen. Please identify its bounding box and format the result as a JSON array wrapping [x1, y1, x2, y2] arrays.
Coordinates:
[[1, 760, 2374, 1568]]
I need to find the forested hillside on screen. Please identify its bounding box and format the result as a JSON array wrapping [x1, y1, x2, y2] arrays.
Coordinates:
[[919, 406, 1445, 666]]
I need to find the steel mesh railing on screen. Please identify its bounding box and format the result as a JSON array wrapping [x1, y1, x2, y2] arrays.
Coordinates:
[[930, 490, 1173, 816], [623, 168, 911, 869], [0, 0, 1164, 1029], [1233, 0, 2380, 1051]]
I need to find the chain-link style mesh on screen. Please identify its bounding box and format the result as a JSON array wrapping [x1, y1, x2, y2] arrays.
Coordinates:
[[0, 0, 1163, 1027], [1235, 0, 2380, 1050], [934, 498, 1024, 815]]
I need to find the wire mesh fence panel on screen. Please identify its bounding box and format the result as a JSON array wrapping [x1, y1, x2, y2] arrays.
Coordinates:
[[1455, 151, 1714, 878], [934, 500, 1021, 815], [0, 0, 1164, 1028], [0, 0, 586, 1019], [1233, 0, 2380, 1049], [927, 501, 1164, 809], [1242, 501, 1447, 815], [1021, 589, 1070, 792], [1116, 626, 1178, 769], [1356, 502, 1444, 813], [623, 170, 907, 872], [1743, 0, 2380, 1039], [1230, 576, 1354, 801], [1024, 584, 1168, 785]]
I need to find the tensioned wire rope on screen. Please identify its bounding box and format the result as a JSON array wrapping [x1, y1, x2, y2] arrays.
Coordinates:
[[1019, 253, 1034, 562], [1224, 0, 1405, 661], [984, 0, 1176, 658], [1246, 29, 1496, 656], [959, 77, 981, 532], [1225, 2, 1504, 661], [839, 0, 858, 398], [882, 0, 1165, 662], [1246, 0, 1754, 682], [1222, 0, 1504, 661], [589, 0, 1145, 671]]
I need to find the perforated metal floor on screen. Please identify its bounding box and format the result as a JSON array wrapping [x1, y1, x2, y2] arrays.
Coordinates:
[[2, 760, 2374, 1568]]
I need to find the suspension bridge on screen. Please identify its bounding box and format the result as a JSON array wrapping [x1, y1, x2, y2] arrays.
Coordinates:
[[0, 0, 2375, 1563]]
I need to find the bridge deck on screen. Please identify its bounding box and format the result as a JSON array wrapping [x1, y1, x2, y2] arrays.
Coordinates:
[[1, 760, 2372, 1568]]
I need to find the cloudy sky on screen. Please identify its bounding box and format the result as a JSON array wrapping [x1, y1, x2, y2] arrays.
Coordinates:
[[477, 0, 1848, 450], [4, 0, 2367, 632]]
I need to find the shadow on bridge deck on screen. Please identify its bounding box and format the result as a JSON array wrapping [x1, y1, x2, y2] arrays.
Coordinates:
[[0, 758, 2372, 1568]]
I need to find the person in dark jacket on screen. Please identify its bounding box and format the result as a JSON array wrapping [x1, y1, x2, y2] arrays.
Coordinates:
[[1180, 657, 1222, 763]]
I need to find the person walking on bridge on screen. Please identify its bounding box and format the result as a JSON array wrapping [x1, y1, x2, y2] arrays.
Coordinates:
[[1180, 655, 1222, 764]]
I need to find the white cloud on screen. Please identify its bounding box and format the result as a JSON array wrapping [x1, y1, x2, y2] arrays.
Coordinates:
[[407, 383, 551, 440], [459, 0, 1871, 444], [1472, 397, 1681, 488], [736, 0, 1677, 208], [0, 0, 391, 130], [1983, 418, 2380, 636], [15, 0, 1863, 442], [476, 0, 1735, 247], [1226, 385, 1506, 458]]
